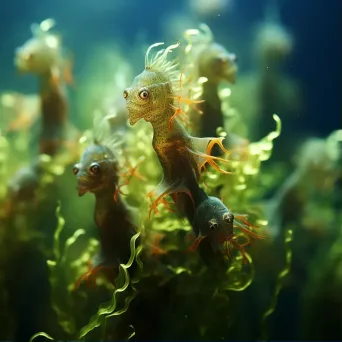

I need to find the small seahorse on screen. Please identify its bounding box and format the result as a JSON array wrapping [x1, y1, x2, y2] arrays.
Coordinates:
[[190, 196, 265, 264], [72, 116, 137, 287], [14, 19, 76, 157]]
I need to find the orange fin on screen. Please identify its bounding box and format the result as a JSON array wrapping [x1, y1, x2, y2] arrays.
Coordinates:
[[148, 179, 194, 219], [168, 71, 204, 130], [186, 136, 232, 175]]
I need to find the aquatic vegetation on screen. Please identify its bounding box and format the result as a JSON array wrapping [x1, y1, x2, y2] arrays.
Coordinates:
[[203, 114, 281, 215], [78, 231, 140, 338], [0, 133, 9, 201], [5, 9, 336, 342], [0, 92, 39, 134], [47, 203, 99, 335], [267, 129, 342, 237]]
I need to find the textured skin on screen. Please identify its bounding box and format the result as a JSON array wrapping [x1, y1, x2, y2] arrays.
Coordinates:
[[74, 144, 136, 268], [125, 68, 229, 221]]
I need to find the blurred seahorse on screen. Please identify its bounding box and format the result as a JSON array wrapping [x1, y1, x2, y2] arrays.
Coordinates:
[[184, 24, 241, 147], [229, 1, 301, 143], [14, 18, 77, 157], [124, 42, 264, 262]]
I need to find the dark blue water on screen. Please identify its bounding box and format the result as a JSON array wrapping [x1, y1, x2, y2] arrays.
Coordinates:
[[0, 0, 340, 137]]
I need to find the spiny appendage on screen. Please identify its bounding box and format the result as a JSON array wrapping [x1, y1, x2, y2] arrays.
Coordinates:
[[114, 156, 146, 201], [147, 178, 194, 219], [145, 41, 181, 103], [186, 136, 232, 175], [227, 215, 265, 263], [73, 260, 117, 291], [168, 71, 204, 130]]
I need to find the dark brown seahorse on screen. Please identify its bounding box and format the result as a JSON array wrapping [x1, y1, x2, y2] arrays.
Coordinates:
[[73, 143, 137, 287]]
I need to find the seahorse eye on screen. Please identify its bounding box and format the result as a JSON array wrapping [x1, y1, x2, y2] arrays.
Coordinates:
[[89, 162, 100, 175], [223, 213, 234, 223], [123, 90, 128, 99], [138, 88, 149, 100], [209, 219, 218, 231]]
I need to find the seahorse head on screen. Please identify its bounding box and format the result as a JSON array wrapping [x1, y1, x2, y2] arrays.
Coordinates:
[[124, 42, 181, 125]]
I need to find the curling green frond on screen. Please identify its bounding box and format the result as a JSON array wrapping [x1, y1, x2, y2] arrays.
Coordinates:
[[224, 253, 255, 292], [29, 332, 54, 342], [79, 231, 141, 338], [53, 202, 65, 262]]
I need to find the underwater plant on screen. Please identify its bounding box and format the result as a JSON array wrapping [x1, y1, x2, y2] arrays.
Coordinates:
[[1, 13, 313, 342]]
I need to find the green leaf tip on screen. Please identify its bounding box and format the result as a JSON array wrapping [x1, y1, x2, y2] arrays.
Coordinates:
[[29, 332, 54, 342]]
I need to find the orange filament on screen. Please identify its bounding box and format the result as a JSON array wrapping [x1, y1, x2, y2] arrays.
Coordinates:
[[113, 186, 126, 202], [216, 221, 265, 263], [73, 260, 116, 291], [120, 156, 146, 184], [147, 192, 176, 219], [216, 234, 248, 264], [115, 157, 146, 202], [234, 223, 266, 240], [147, 188, 195, 219], [188, 235, 207, 252], [168, 71, 204, 130], [206, 137, 230, 156], [234, 215, 259, 230], [169, 105, 188, 130], [186, 146, 232, 175]]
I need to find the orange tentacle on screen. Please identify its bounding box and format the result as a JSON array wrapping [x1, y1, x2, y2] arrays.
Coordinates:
[[234, 224, 266, 240], [188, 236, 207, 252]]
